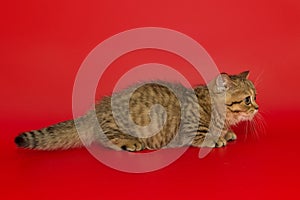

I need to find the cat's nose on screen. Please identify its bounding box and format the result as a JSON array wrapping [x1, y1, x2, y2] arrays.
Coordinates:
[[255, 106, 259, 110]]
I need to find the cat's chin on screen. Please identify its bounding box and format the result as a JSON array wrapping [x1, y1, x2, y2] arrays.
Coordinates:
[[227, 113, 256, 125], [227, 117, 242, 126], [237, 113, 256, 122]]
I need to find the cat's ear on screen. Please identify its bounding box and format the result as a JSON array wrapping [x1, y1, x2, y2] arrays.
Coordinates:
[[215, 73, 232, 92], [239, 71, 250, 79]]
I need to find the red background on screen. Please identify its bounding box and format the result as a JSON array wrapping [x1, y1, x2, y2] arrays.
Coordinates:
[[1, 0, 299, 199]]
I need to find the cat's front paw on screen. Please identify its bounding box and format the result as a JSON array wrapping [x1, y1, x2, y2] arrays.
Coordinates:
[[224, 131, 237, 141], [215, 137, 227, 147], [196, 136, 227, 148], [111, 138, 144, 152]]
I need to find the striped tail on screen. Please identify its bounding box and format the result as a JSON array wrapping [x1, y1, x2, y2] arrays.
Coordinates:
[[14, 120, 83, 150]]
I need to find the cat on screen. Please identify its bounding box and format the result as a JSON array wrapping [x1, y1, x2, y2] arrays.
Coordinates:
[[14, 71, 259, 151]]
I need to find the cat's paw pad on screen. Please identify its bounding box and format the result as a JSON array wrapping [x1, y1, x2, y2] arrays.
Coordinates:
[[225, 131, 237, 141], [215, 137, 227, 147]]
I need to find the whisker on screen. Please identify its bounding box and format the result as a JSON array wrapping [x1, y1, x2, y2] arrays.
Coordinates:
[[244, 121, 249, 142], [256, 113, 267, 136], [254, 118, 260, 140], [249, 119, 256, 140], [249, 113, 266, 141]]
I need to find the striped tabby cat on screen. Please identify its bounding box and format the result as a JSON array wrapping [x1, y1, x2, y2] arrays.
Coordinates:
[[14, 71, 259, 151]]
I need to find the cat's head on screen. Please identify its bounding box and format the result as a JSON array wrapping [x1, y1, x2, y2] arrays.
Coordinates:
[[211, 71, 259, 125]]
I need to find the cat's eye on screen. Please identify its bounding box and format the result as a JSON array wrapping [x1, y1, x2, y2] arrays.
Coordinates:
[[244, 96, 251, 105]]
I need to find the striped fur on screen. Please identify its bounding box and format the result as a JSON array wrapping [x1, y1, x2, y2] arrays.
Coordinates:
[[15, 71, 258, 151]]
